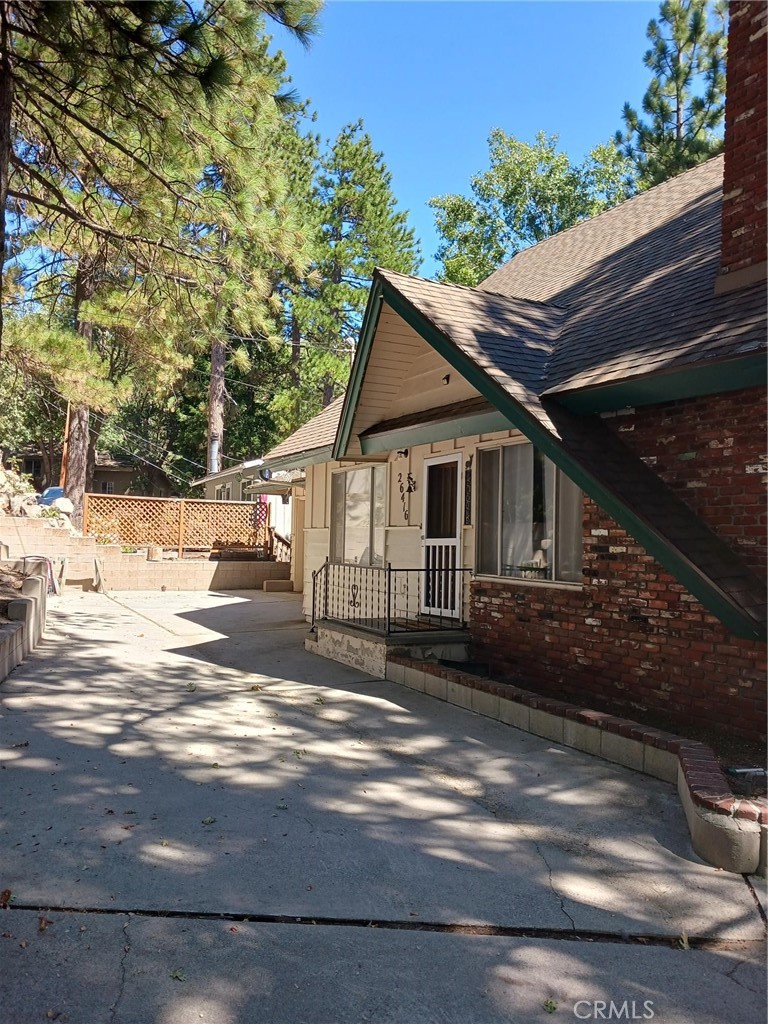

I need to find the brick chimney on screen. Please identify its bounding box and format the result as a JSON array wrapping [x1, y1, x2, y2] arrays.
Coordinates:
[[716, 1, 767, 293]]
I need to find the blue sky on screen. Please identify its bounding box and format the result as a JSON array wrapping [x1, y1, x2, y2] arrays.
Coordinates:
[[277, 0, 658, 277]]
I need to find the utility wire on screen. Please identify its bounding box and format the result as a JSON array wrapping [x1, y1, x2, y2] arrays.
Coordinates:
[[35, 382, 202, 482]]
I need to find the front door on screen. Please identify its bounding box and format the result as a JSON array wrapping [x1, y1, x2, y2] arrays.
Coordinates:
[[421, 454, 462, 617]]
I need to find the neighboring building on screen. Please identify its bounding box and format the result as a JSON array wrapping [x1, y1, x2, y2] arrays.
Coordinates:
[[263, 2, 766, 742], [191, 459, 298, 553], [261, 400, 344, 595], [7, 449, 174, 497]]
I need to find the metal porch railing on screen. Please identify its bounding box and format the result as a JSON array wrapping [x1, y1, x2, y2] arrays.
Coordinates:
[[310, 560, 472, 636]]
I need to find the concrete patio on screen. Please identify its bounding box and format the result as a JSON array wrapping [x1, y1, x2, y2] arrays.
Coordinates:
[[0, 589, 765, 1024]]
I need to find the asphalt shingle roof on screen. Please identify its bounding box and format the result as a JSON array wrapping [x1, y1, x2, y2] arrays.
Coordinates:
[[374, 269, 564, 427], [479, 156, 766, 393]]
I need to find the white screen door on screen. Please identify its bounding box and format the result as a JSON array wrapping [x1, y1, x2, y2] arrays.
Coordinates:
[[421, 454, 462, 617]]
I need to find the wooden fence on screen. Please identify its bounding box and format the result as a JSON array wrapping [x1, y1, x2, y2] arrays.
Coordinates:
[[83, 493, 271, 557]]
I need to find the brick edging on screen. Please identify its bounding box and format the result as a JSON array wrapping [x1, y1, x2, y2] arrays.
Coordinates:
[[387, 655, 767, 827]]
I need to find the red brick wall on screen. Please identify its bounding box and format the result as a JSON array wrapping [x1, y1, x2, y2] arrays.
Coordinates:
[[470, 388, 767, 741], [720, 0, 767, 275], [609, 387, 767, 576]]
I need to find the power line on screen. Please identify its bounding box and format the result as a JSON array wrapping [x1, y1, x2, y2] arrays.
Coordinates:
[[87, 408, 206, 471], [35, 382, 199, 484]]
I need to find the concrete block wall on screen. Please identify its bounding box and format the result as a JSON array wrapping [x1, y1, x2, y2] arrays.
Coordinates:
[[0, 518, 291, 591], [0, 572, 48, 682], [0, 517, 108, 561], [97, 556, 290, 592]]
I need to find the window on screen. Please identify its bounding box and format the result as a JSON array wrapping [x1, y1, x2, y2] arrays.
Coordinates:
[[100, 481, 115, 494], [24, 458, 42, 478], [476, 442, 582, 583], [215, 484, 231, 501], [330, 465, 386, 566], [240, 479, 256, 501]]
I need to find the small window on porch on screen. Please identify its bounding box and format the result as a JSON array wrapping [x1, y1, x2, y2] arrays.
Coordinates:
[[100, 480, 115, 495], [215, 484, 231, 501], [476, 442, 582, 583], [330, 465, 386, 566]]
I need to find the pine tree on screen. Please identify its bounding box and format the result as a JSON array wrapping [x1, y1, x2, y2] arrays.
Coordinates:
[[616, 0, 727, 188], [430, 131, 634, 287], [3, 1, 320, 516], [276, 120, 421, 430]]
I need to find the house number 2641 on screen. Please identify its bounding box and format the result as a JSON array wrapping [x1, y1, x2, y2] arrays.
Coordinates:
[[398, 472, 416, 521]]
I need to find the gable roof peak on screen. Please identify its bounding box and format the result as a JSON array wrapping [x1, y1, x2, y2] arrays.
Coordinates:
[[373, 266, 566, 312]]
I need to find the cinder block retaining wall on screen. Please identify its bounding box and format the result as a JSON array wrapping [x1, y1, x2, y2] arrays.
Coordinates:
[[0, 570, 47, 683], [0, 518, 291, 591], [99, 557, 290, 592]]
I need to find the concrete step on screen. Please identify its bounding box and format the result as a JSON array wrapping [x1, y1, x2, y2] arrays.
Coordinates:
[[263, 579, 294, 592]]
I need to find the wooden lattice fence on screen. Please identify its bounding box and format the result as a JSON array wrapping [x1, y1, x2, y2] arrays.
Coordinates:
[[83, 494, 270, 556]]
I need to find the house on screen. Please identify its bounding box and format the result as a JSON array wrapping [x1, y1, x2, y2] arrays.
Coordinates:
[[260, 398, 344, 594], [191, 458, 299, 558], [7, 449, 174, 497], [262, 2, 766, 743]]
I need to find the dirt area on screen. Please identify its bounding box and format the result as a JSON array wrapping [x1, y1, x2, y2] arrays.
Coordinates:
[[590, 697, 765, 769]]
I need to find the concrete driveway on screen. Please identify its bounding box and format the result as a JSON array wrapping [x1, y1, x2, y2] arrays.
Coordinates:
[[0, 589, 765, 1024]]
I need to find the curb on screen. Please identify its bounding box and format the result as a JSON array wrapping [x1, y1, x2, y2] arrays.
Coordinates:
[[386, 654, 766, 876]]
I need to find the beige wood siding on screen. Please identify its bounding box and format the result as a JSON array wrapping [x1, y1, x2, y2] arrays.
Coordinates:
[[303, 527, 330, 618], [352, 304, 482, 439]]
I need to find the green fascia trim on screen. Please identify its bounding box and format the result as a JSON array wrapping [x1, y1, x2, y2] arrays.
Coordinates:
[[264, 445, 333, 472], [379, 281, 764, 641], [549, 353, 767, 414], [333, 281, 385, 460], [360, 409, 511, 454]]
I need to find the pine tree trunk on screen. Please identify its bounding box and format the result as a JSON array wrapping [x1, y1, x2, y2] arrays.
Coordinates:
[[208, 336, 226, 474], [0, 4, 14, 354], [66, 406, 89, 527], [86, 419, 104, 494], [322, 378, 334, 407], [64, 260, 97, 529]]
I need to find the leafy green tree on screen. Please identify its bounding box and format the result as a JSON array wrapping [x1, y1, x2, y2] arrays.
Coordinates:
[[430, 130, 635, 286], [0, 362, 65, 489], [277, 119, 421, 431], [616, 0, 727, 188]]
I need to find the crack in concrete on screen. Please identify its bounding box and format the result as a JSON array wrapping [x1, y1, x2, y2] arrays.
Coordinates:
[[723, 957, 761, 996], [529, 839, 577, 932], [109, 916, 131, 1023], [742, 874, 768, 930]]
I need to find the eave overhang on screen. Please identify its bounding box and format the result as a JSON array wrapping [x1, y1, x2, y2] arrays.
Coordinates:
[[263, 445, 333, 473], [546, 351, 767, 414]]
